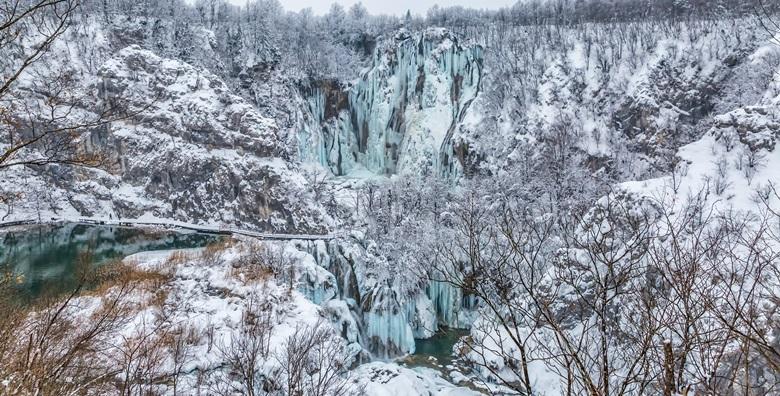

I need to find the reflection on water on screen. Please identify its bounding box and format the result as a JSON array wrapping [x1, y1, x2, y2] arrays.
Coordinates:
[[0, 223, 219, 299]]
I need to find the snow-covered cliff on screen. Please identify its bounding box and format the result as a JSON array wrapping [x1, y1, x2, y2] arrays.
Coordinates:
[[2, 45, 327, 233]]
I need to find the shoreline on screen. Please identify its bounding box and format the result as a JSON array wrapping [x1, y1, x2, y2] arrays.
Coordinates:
[[0, 217, 341, 241]]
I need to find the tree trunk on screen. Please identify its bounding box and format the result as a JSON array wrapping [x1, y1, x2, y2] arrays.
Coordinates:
[[663, 340, 676, 396]]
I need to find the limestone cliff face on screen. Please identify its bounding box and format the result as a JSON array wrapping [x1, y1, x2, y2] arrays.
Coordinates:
[[299, 28, 483, 177], [3, 45, 326, 233], [92, 46, 327, 232]]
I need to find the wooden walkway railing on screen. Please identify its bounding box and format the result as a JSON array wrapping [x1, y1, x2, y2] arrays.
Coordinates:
[[0, 218, 342, 241]]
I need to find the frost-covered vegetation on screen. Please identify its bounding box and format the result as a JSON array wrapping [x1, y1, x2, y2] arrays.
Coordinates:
[[3, 0, 780, 394]]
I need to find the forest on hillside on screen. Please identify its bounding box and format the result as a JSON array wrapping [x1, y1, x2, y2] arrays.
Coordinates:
[[2, 0, 780, 394]]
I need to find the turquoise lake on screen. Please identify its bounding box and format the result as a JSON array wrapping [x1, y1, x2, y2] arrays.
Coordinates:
[[0, 223, 220, 299]]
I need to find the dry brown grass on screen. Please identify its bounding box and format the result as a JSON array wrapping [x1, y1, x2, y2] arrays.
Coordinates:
[[165, 250, 194, 266], [0, 254, 142, 395], [0, 250, 199, 395], [74, 259, 172, 312], [87, 259, 173, 296], [229, 243, 284, 284], [232, 264, 276, 284], [199, 237, 233, 266]]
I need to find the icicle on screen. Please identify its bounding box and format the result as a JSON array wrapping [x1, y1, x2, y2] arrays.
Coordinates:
[[297, 28, 483, 177]]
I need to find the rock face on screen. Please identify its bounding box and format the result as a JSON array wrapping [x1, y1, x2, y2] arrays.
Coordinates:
[[3, 46, 326, 233], [711, 106, 780, 152], [92, 46, 326, 232], [299, 28, 483, 177]]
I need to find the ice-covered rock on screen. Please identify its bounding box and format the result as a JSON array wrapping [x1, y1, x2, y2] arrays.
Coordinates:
[[299, 28, 482, 177], [355, 362, 481, 396]]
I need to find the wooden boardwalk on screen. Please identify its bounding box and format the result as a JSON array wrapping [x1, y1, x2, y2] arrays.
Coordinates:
[[0, 218, 341, 241]]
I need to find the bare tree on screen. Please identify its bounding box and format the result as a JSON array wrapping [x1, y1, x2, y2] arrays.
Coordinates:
[[642, 190, 741, 395], [217, 292, 278, 396], [233, 242, 296, 291], [277, 319, 358, 396], [168, 324, 200, 396], [754, 0, 780, 47], [427, 185, 684, 395], [0, 253, 136, 395], [531, 192, 663, 396], [113, 315, 173, 396], [0, 0, 158, 174], [2, 0, 97, 169], [0, 0, 77, 99], [425, 186, 545, 394], [702, 197, 780, 394]]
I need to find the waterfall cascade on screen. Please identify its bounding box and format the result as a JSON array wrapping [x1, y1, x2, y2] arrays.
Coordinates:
[[292, 28, 484, 360], [298, 28, 483, 177], [295, 239, 476, 360]]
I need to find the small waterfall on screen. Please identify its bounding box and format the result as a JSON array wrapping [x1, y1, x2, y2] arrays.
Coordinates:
[[362, 287, 417, 357], [296, 239, 476, 359], [427, 279, 475, 329]]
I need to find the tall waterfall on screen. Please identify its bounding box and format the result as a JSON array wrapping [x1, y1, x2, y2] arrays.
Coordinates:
[[298, 28, 483, 177]]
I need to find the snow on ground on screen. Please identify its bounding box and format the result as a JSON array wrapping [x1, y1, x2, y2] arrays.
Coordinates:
[[616, 37, 780, 212], [117, 242, 327, 391], [620, 76, 780, 215], [13, 239, 482, 395], [357, 362, 482, 396]]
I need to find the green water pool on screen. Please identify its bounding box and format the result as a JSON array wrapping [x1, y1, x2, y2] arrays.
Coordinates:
[[0, 223, 220, 299]]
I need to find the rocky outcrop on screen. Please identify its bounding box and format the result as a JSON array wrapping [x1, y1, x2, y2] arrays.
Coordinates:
[[711, 106, 780, 152], [91, 47, 326, 232], [3, 46, 326, 233]]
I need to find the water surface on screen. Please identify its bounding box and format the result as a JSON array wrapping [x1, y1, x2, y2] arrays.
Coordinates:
[[0, 223, 220, 299], [402, 327, 470, 370]]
